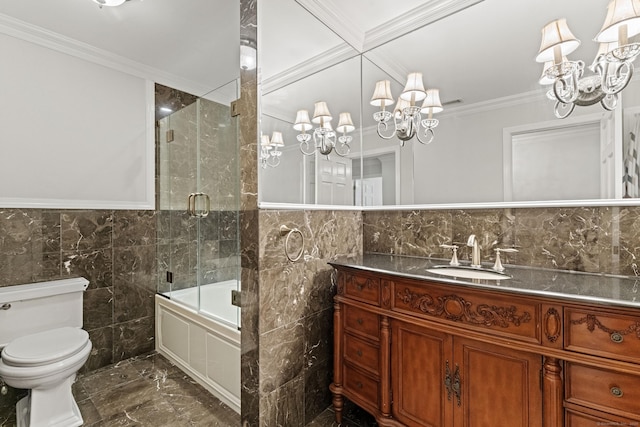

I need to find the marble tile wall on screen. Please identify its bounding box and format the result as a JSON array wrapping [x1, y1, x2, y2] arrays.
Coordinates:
[[257, 209, 362, 426], [363, 206, 640, 276], [0, 209, 157, 372]]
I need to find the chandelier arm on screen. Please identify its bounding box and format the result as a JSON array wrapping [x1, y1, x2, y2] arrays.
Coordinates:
[[415, 127, 435, 145], [267, 155, 280, 168], [299, 140, 316, 156], [376, 120, 397, 140], [602, 62, 633, 95], [601, 93, 618, 111], [553, 76, 579, 104], [553, 101, 575, 119], [333, 142, 350, 157]]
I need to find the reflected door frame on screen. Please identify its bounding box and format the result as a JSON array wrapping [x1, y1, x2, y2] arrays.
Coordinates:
[[502, 110, 622, 202], [357, 145, 401, 206]]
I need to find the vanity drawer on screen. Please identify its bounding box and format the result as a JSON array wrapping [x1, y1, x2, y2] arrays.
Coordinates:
[[565, 308, 640, 364], [343, 305, 380, 341], [565, 363, 640, 419], [344, 332, 379, 376], [344, 273, 380, 306], [565, 407, 640, 426], [343, 363, 379, 409], [392, 281, 539, 343]]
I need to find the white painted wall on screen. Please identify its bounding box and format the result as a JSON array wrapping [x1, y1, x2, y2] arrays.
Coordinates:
[[0, 33, 153, 209]]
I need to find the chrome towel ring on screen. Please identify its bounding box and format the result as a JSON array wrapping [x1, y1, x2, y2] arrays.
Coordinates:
[[279, 225, 304, 262]]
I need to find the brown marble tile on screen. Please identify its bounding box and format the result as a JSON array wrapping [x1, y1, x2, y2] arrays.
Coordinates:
[[616, 205, 640, 276], [304, 307, 333, 370], [363, 210, 402, 254], [259, 321, 305, 395], [61, 211, 112, 252], [79, 360, 141, 397], [113, 244, 157, 292], [114, 282, 154, 323], [400, 210, 452, 258], [113, 317, 155, 362], [84, 326, 114, 372], [260, 376, 305, 427], [62, 248, 112, 289], [304, 359, 333, 425], [113, 210, 157, 247], [259, 263, 308, 333], [83, 287, 114, 331]]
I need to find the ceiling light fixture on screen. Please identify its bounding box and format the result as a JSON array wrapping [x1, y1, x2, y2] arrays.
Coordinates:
[[92, 0, 126, 7], [536, 0, 640, 118], [260, 132, 284, 168], [370, 73, 443, 146], [293, 102, 354, 158]]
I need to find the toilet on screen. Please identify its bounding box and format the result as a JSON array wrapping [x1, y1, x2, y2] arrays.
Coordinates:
[[0, 278, 92, 427]]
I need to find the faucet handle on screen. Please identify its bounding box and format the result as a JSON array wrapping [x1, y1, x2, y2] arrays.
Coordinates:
[[440, 244, 459, 266], [493, 248, 518, 272]]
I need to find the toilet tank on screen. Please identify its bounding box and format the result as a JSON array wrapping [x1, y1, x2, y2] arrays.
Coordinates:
[[0, 277, 89, 348]]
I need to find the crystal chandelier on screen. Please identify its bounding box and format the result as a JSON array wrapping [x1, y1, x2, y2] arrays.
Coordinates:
[[260, 131, 284, 168], [370, 73, 443, 146], [536, 0, 640, 119], [293, 102, 354, 158]]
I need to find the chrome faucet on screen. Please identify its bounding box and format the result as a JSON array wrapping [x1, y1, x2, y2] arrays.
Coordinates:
[[467, 234, 481, 268]]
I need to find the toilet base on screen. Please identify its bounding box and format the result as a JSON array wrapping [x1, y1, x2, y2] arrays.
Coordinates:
[[15, 376, 83, 427]]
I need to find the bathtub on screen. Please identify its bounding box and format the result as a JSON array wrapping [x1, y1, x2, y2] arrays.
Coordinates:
[[155, 280, 240, 413]]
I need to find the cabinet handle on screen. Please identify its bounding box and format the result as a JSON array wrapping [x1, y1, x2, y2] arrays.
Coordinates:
[[611, 386, 624, 398], [444, 360, 453, 402], [356, 349, 363, 357], [356, 381, 363, 389], [611, 332, 624, 343], [452, 364, 462, 407], [357, 318, 364, 325], [356, 283, 363, 291]]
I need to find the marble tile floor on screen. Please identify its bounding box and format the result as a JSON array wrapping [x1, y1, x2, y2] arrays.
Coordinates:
[[0, 352, 376, 427]]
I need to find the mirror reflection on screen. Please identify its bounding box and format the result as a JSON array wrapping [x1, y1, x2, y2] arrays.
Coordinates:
[[259, 0, 640, 207]]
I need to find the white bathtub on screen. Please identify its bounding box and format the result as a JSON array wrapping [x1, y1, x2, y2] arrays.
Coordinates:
[[155, 281, 240, 413]]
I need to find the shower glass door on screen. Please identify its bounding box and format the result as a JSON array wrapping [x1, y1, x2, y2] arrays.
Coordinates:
[[157, 79, 241, 330]]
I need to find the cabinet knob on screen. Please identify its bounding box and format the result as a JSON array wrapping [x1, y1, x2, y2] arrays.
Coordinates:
[[356, 284, 363, 291], [610, 386, 624, 398], [356, 381, 363, 389], [610, 332, 624, 343], [357, 318, 364, 325], [356, 349, 363, 357]]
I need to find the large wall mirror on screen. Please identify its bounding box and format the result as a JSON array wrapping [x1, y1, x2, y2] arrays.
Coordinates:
[[259, 0, 640, 208]]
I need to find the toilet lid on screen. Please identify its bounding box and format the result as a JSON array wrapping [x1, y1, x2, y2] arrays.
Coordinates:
[[1, 327, 89, 367]]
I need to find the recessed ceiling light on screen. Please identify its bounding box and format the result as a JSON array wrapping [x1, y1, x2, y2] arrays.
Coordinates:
[[92, 0, 126, 7]]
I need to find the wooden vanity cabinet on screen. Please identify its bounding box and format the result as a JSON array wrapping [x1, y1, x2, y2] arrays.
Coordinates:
[[330, 265, 640, 427]]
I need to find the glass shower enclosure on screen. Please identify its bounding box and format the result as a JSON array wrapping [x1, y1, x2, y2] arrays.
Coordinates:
[[156, 80, 241, 330]]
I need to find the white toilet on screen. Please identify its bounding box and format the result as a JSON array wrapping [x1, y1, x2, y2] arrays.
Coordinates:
[[0, 278, 92, 427]]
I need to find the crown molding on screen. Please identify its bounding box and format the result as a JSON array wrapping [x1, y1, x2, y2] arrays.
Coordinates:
[[362, 0, 483, 52], [440, 89, 549, 118], [295, 0, 366, 51], [0, 13, 212, 96], [362, 49, 409, 84], [260, 42, 357, 94]]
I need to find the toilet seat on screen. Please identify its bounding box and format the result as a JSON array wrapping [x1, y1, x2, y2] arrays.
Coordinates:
[[1, 327, 89, 367]]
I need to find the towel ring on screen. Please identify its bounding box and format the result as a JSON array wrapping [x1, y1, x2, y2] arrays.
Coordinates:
[[280, 225, 304, 262]]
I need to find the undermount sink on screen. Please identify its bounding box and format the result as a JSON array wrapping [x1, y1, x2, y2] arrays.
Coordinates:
[[426, 265, 511, 281]]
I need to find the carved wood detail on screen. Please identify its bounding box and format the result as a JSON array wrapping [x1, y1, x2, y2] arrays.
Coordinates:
[[381, 280, 391, 308], [544, 308, 562, 343], [570, 314, 640, 339], [396, 288, 532, 328]]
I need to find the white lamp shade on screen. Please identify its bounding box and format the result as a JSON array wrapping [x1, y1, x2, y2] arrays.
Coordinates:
[[312, 101, 332, 124], [596, 0, 640, 42], [93, 0, 126, 6], [536, 19, 581, 63], [400, 72, 427, 102], [370, 80, 394, 107], [270, 131, 284, 147], [293, 110, 313, 132], [336, 112, 355, 133], [261, 135, 273, 149], [420, 89, 443, 114], [393, 98, 411, 118]]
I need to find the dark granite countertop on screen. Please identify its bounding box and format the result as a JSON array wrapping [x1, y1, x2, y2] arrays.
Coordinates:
[[329, 253, 640, 309]]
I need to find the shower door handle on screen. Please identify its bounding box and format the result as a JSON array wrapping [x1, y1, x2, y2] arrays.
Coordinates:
[[187, 193, 210, 218]]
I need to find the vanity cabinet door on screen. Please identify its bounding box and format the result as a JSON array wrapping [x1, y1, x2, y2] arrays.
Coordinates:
[[391, 320, 543, 427], [391, 320, 453, 427], [453, 336, 543, 427]]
